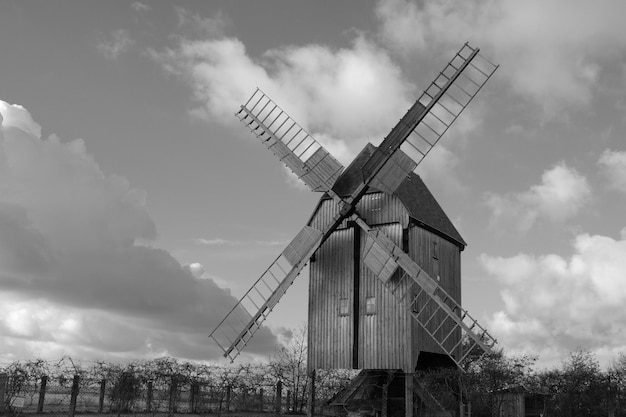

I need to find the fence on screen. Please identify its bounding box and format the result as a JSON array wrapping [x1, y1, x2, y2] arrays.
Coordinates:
[[0, 358, 356, 416]]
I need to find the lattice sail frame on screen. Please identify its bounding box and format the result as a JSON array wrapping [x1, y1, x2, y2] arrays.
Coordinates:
[[237, 89, 344, 195], [209, 42, 499, 367]]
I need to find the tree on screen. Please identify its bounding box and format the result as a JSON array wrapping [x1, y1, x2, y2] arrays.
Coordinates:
[[535, 349, 606, 417], [109, 368, 142, 416], [269, 324, 308, 413], [459, 350, 535, 416]]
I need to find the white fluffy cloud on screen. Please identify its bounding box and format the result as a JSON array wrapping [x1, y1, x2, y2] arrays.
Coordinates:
[[376, 0, 626, 113], [153, 34, 414, 165], [599, 149, 626, 193], [98, 29, 135, 60], [481, 230, 626, 366], [0, 100, 276, 361], [485, 163, 591, 232]]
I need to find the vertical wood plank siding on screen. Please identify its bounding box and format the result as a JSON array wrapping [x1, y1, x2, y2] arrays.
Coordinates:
[[309, 193, 410, 231], [308, 191, 462, 370], [308, 228, 354, 369], [409, 226, 461, 364], [358, 223, 412, 370]]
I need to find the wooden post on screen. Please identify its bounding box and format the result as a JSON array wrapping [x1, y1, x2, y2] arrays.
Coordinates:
[[37, 375, 48, 413], [189, 381, 198, 413], [146, 381, 153, 412], [382, 372, 390, 417], [225, 385, 231, 412], [306, 369, 316, 417], [98, 379, 105, 413], [168, 376, 178, 417], [275, 381, 282, 414], [0, 373, 7, 415], [405, 372, 414, 417], [69, 374, 80, 417], [259, 388, 264, 411]]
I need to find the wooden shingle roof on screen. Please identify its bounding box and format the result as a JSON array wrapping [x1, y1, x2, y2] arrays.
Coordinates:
[[330, 143, 466, 248]]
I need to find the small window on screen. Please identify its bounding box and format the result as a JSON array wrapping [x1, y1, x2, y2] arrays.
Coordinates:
[[432, 241, 439, 260], [339, 298, 349, 316], [365, 297, 376, 314]]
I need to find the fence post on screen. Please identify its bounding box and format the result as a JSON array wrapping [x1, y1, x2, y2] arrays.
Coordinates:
[[69, 374, 80, 417], [307, 369, 316, 417], [168, 376, 178, 417], [146, 381, 153, 412], [98, 379, 106, 413], [275, 381, 282, 414], [189, 381, 198, 413], [37, 375, 48, 413], [259, 388, 264, 411], [225, 385, 231, 412], [0, 373, 7, 415]]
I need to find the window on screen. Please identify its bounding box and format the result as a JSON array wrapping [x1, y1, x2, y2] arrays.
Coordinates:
[[365, 296, 376, 314], [339, 298, 349, 316], [432, 241, 439, 260]]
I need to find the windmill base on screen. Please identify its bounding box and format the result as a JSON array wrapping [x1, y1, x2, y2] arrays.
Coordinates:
[[327, 369, 456, 417]]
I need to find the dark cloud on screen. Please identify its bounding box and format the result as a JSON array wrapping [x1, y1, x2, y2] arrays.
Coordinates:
[[0, 101, 277, 361]]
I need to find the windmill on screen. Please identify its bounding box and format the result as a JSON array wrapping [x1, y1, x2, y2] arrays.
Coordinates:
[[209, 43, 498, 414]]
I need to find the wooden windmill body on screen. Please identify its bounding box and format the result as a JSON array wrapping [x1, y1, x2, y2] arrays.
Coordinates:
[[209, 42, 499, 415], [308, 144, 465, 372]]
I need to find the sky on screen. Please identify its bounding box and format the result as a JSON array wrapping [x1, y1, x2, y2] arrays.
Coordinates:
[[0, 0, 625, 369]]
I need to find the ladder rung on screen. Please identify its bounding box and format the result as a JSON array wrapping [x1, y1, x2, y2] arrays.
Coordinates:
[[260, 104, 278, 123], [468, 61, 490, 78], [255, 99, 272, 118], [437, 101, 457, 117], [440, 323, 458, 346], [284, 127, 304, 147], [423, 305, 442, 329], [278, 122, 297, 142], [248, 93, 265, 113], [431, 314, 449, 336], [445, 90, 468, 108], [421, 120, 441, 137], [461, 73, 481, 88], [454, 83, 473, 98]]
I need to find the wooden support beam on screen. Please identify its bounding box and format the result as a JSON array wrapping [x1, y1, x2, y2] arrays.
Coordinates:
[[381, 371, 394, 417], [0, 373, 7, 415], [275, 381, 283, 414], [69, 374, 80, 417], [38, 375, 48, 413], [405, 372, 414, 417], [307, 369, 316, 417]]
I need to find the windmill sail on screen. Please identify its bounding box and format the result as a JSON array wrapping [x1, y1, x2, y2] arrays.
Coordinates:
[[355, 217, 497, 367], [209, 226, 323, 362], [363, 43, 498, 194], [236, 89, 344, 200]]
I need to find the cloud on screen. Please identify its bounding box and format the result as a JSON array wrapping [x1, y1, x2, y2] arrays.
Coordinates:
[[485, 163, 591, 232], [152, 35, 415, 166], [0, 101, 277, 361], [175, 7, 230, 39], [0, 100, 42, 138], [481, 230, 626, 366], [130, 1, 151, 13], [98, 29, 135, 60], [375, 0, 626, 113], [195, 237, 287, 247], [599, 149, 626, 193]]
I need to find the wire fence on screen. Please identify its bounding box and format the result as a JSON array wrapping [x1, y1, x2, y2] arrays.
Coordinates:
[[0, 357, 356, 416]]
